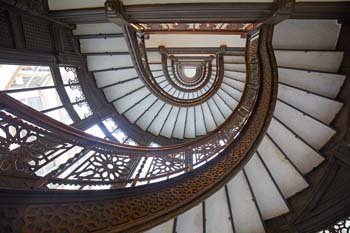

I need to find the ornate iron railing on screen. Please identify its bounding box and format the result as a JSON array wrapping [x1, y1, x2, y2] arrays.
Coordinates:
[[161, 52, 215, 92], [0, 23, 278, 233], [0, 28, 256, 189], [123, 25, 226, 107]]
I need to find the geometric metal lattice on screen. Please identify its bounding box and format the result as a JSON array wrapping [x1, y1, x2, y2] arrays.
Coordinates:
[[319, 216, 350, 233]]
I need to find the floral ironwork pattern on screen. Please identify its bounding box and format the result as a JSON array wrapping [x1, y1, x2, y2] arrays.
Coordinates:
[[66, 153, 137, 182], [319, 216, 350, 233], [0, 24, 261, 191]]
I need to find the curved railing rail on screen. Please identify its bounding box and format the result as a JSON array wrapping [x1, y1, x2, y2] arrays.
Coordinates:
[[0, 24, 277, 233], [160, 53, 213, 92], [169, 59, 214, 91], [124, 25, 226, 107], [157, 56, 220, 100], [0, 25, 262, 190]]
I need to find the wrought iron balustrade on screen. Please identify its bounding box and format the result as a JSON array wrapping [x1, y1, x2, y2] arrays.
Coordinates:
[[0, 24, 278, 233], [0, 25, 264, 190], [123, 25, 227, 107]]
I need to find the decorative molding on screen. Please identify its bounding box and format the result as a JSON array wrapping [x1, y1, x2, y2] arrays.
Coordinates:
[[105, 0, 128, 27], [264, 0, 295, 25], [49, 2, 350, 25], [139, 22, 256, 35]]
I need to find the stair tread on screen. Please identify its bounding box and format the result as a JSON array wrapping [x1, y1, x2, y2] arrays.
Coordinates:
[[80, 38, 129, 53], [227, 171, 266, 233], [274, 100, 336, 151], [176, 204, 203, 233], [275, 50, 344, 73], [87, 55, 134, 71], [244, 154, 290, 220], [278, 83, 343, 124], [267, 118, 324, 174], [205, 188, 233, 233], [278, 67, 346, 99], [257, 136, 309, 198], [273, 19, 341, 50]]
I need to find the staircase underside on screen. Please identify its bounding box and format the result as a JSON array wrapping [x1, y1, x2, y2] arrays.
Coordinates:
[[0, 1, 349, 233]]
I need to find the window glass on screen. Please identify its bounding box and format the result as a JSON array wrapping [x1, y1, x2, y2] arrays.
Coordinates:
[[0, 64, 81, 126], [102, 117, 118, 132], [124, 137, 138, 146], [73, 102, 92, 119], [0, 64, 54, 91], [183, 67, 196, 78], [85, 124, 106, 139], [149, 142, 161, 147], [45, 108, 73, 125], [59, 67, 79, 85], [60, 66, 93, 119], [112, 128, 128, 143], [65, 85, 85, 103], [8, 88, 62, 112]]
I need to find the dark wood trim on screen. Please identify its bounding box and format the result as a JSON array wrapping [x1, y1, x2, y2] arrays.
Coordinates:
[[0, 47, 57, 64], [264, 0, 295, 25], [83, 51, 130, 56], [172, 217, 177, 233], [50, 65, 81, 122], [337, 21, 350, 76], [145, 30, 247, 35], [76, 33, 124, 39], [49, 3, 273, 24], [202, 201, 206, 233], [49, 2, 350, 26], [148, 47, 244, 55], [49, 7, 107, 24], [292, 2, 350, 21], [2, 0, 73, 29]]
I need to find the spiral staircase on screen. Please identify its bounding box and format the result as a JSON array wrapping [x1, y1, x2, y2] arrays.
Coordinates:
[[0, 1, 349, 233], [139, 19, 345, 233]]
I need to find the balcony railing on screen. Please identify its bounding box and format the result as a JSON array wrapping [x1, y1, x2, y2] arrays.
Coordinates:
[[0, 24, 278, 233]]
